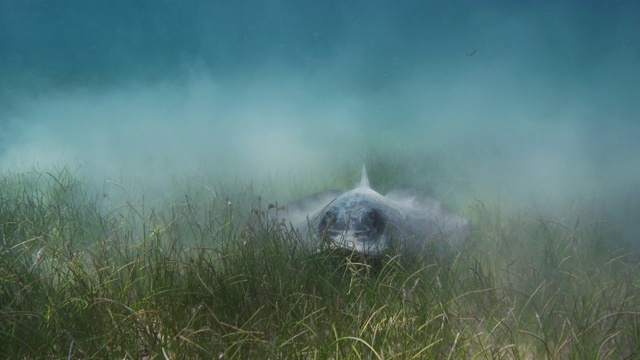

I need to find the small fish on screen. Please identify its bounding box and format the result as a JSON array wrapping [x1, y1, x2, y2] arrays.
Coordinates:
[[30, 246, 46, 272]]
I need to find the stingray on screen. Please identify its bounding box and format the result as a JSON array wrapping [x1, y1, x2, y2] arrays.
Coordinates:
[[275, 165, 470, 256]]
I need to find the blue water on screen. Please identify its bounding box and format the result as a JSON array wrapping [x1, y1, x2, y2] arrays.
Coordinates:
[[1, 1, 639, 241]]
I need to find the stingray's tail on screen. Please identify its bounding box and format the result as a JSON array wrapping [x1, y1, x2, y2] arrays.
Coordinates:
[[359, 163, 370, 188]]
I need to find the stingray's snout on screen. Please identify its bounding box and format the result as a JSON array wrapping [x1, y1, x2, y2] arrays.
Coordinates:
[[317, 207, 387, 249]]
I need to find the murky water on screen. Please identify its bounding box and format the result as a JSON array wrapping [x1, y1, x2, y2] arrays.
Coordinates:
[[1, 1, 638, 244]]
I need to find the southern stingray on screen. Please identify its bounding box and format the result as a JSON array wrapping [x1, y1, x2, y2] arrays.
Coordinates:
[[273, 165, 470, 256]]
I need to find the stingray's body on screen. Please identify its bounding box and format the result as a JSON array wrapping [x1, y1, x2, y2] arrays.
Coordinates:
[[278, 166, 470, 256]]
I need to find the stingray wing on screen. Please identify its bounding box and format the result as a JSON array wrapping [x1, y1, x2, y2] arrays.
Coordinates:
[[385, 188, 470, 246], [278, 190, 344, 236]]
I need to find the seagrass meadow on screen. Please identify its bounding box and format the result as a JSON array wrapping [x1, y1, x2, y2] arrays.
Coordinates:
[[1, 156, 638, 359]]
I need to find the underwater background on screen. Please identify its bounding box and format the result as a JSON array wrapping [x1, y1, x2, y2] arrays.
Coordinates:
[[1, 1, 639, 245]]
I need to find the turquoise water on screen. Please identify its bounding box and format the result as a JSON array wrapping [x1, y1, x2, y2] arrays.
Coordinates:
[[0, 1, 638, 241]]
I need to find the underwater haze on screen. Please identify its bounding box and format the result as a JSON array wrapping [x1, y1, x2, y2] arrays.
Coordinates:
[[1, 1, 639, 243]]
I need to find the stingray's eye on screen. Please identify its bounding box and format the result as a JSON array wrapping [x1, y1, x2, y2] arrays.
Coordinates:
[[366, 209, 385, 234], [325, 211, 335, 223], [319, 210, 336, 230]]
